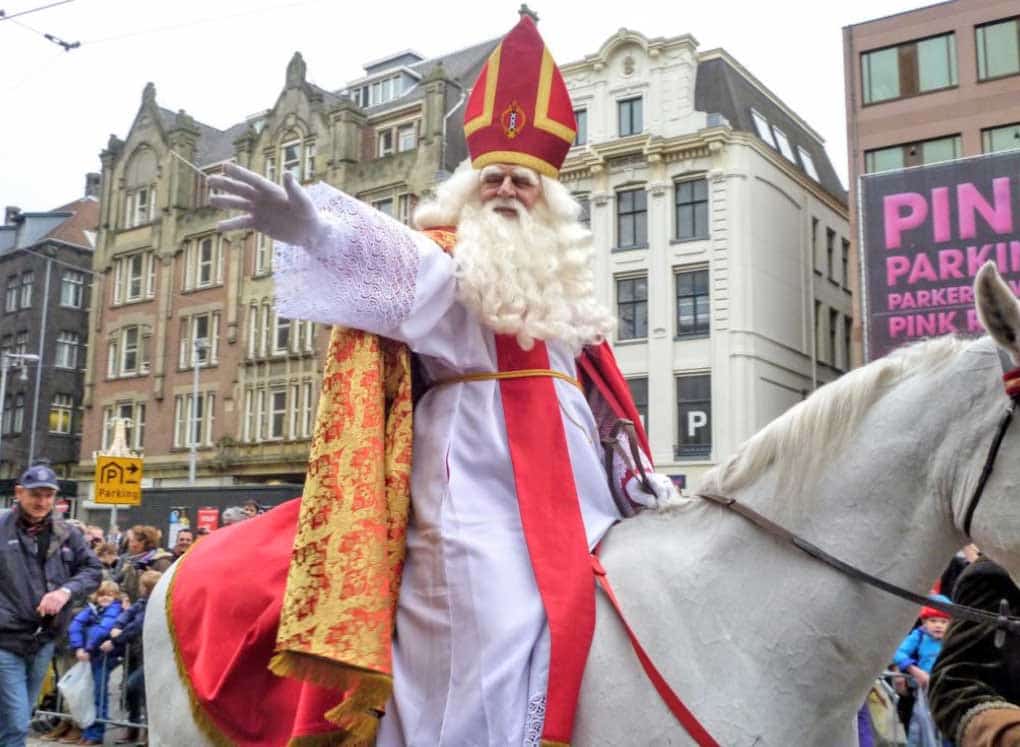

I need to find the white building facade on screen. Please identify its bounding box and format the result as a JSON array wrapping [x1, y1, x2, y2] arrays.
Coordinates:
[[561, 31, 851, 488]]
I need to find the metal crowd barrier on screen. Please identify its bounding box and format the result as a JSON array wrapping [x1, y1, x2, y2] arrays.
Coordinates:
[[32, 646, 149, 740]]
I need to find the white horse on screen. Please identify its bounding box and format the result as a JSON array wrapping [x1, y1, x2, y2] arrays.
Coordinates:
[[145, 262, 1020, 746]]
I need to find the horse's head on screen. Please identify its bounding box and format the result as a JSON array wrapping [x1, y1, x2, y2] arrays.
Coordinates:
[[965, 261, 1020, 580]]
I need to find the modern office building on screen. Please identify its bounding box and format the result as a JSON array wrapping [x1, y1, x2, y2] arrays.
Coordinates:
[[844, 0, 1020, 362]]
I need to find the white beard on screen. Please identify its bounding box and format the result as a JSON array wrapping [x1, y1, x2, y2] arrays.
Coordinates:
[[453, 199, 615, 352]]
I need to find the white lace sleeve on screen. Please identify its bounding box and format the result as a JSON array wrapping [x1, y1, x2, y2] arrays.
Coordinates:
[[273, 181, 438, 335]]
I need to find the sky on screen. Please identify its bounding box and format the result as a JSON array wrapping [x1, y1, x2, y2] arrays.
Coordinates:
[[0, 0, 927, 212]]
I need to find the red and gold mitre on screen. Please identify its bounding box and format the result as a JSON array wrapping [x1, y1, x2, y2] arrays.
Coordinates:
[[464, 14, 576, 178]]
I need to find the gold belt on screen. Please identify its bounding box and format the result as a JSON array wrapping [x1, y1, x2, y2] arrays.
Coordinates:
[[431, 368, 582, 391]]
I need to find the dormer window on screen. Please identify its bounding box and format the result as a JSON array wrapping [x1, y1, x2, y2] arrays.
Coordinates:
[[282, 141, 301, 180]]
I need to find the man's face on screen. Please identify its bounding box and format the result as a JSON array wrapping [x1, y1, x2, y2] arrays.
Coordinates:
[[15, 486, 56, 523], [176, 531, 194, 549], [478, 164, 542, 218], [242, 504, 258, 518]]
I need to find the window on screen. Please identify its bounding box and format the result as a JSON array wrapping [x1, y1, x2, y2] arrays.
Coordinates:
[[180, 312, 219, 368], [14, 332, 26, 357], [247, 305, 258, 358], [301, 381, 314, 437], [373, 198, 394, 217], [60, 270, 85, 308], [827, 309, 839, 366], [264, 157, 276, 183], [184, 237, 222, 290], [113, 251, 156, 303], [675, 269, 710, 337], [55, 332, 79, 369], [574, 109, 588, 146], [844, 317, 853, 370], [108, 325, 147, 378], [676, 374, 711, 459], [269, 389, 287, 440], [378, 130, 394, 158], [124, 186, 155, 228], [304, 141, 316, 181], [826, 229, 836, 281], [17, 272, 32, 309], [281, 141, 301, 180], [49, 394, 73, 434], [304, 320, 316, 352], [397, 194, 414, 225], [977, 18, 1020, 80], [616, 189, 647, 249], [627, 377, 648, 430], [616, 275, 648, 341], [861, 33, 957, 104], [254, 233, 270, 275], [102, 402, 144, 451], [4, 277, 16, 313], [797, 147, 820, 181], [2, 398, 10, 435], [750, 108, 777, 148], [618, 97, 643, 136], [174, 392, 215, 448], [122, 326, 139, 373], [12, 394, 23, 434], [983, 123, 1020, 153], [815, 301, 825, 366], [842, 239, 850, 288], [260, 303, 271, 357], [864, 134, 961, 173], [675, 179, 708, 241], [274, 314, 291, 354], [772, 127, 795, 162], [397, 124, 416, 152]]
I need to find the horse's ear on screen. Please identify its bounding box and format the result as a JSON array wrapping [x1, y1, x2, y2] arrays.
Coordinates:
[[975, 261, 1020, 361]]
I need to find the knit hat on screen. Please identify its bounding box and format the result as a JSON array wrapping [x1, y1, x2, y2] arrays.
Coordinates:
[[919, 594, 951, 620], [464, 14, 576, 178]]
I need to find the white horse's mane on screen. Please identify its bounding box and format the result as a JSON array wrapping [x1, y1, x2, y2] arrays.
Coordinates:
[[700, 335, 972, 496]]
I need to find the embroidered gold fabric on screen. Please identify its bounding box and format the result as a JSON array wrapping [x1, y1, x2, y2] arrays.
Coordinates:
[[271, 228, 457, 743]]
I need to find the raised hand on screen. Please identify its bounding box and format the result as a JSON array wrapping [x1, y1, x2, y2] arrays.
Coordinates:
[[208, 163, 324, 247]]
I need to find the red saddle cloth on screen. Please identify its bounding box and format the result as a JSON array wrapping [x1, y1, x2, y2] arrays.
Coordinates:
[[168, 498, 346, 746]]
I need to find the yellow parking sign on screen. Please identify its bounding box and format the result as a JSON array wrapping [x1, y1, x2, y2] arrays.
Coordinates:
[[94, 456, 143, 505]]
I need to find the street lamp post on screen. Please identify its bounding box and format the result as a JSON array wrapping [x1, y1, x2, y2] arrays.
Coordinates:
[[0, 352, 40, 468], [188, 339, 208, 485]]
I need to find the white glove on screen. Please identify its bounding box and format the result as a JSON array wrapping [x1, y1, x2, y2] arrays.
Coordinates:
[[208, 164, 326, 248], [623, 472, 682, 510]]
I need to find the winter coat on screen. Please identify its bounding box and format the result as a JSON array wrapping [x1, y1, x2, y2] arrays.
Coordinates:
[[0, 507, 102, 656], [894, 626, 944, 674], [113, 597, 147, 645], [930, 558, 1020, 745], [68, 600, 123, 654], [117, 548, 172, 603]]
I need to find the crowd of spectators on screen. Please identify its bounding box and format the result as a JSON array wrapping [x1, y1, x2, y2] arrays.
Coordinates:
[[0, 460, 272, 747]]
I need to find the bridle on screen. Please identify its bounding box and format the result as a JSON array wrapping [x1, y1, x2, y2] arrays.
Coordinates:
[[960, 348, 1020, 538], [692, 348, 1020, 635]]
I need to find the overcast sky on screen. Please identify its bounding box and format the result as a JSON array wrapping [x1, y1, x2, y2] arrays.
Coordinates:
[[0, 0, 924, 212]]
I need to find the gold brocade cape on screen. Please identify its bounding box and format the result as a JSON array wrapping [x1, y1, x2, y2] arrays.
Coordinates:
[[269, 228, 458, 744]]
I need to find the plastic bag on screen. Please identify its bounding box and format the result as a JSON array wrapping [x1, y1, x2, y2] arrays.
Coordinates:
[[911, 686, 942, 747], [57, 660, 95, 728]]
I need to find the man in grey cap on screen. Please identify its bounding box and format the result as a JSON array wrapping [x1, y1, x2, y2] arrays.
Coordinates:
[[0, 463, 101, 746]]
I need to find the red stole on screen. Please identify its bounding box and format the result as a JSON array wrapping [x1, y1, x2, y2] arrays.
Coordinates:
[[495, 334, 595, 746]]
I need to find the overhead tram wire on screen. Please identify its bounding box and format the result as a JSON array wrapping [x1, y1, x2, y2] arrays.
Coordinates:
[[0, 0, 74, 22], [6, 16, 78, 50], [81, 0, 331, 46]]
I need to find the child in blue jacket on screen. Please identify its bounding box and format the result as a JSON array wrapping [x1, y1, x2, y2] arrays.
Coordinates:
[[67, 580, 123, 745], [99, 568, 162, 741], [893, 596, 952, 747]]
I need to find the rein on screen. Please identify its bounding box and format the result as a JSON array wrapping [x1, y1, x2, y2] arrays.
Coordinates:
[[695, 349, 1020, 634]]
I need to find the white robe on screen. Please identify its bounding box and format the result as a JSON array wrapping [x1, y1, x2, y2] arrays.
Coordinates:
[[275, 184, 626, 747]]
